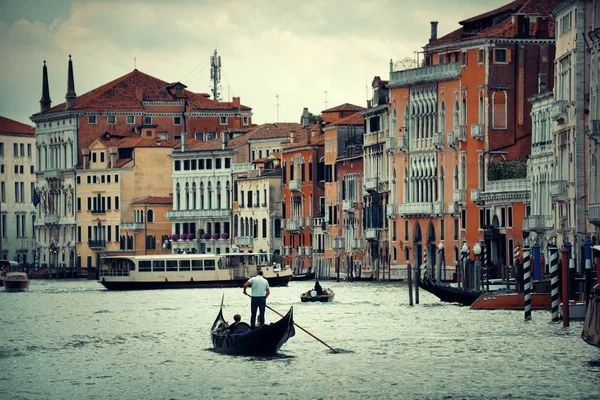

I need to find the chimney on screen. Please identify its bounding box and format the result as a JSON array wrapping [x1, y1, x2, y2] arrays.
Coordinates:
[[40, 60, 51, 113], [289, 132, 294, 144], [301, 107, 310, 128], [232, 96, 240, 108], [221, 131, 228, 150], [389, 58, 393, 74], [65, 55, 77, 109], [430, 21, 438, 41], [81, 148, 90, 169]]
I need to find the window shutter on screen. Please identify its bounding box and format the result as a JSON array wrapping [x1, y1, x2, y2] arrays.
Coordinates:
[[506, 49, 512, 63]]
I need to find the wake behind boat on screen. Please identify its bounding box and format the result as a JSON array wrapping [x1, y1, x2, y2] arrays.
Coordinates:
[[211, 302, 295, 356], [99, 253, 292, 291]]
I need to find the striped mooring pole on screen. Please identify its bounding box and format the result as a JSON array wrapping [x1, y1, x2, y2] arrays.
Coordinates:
[[423, 250, 428, 278], [523, 240, 532, 321], [483, 242, 489, 292], [549, 243, 560, 322]]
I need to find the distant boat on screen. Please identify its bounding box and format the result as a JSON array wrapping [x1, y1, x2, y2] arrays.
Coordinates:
[[418, 276, 481, 306], [582, 286, 600, 349], [471, 291, 551, 310], [99, 253, 292, 291], [292, 269, 315, 281], [1, 260, 21, 289], [300, 288, 335, 303], [3, 272, 29, 292], [211, 302, 295, 356]]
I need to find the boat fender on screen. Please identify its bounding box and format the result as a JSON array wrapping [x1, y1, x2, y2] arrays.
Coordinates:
[[277, 273, 279, 277], [191, 277, 194, 282], [310, 290, 317, 297], [165, 278, 168, 282]]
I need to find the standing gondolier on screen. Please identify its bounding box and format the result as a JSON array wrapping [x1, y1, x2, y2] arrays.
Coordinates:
[[243, 270, 271, 329]]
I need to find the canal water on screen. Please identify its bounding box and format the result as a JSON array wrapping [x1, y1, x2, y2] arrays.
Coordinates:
[[1, 280, 599, 400]]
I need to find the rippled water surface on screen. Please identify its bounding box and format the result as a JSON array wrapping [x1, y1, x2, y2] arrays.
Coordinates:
[[0, 280, 599, 399]]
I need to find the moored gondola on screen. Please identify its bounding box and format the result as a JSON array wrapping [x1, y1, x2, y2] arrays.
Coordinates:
[[582, 285, 600, 349], [211, 301, 295, 356], [418, 276, 481, 306]]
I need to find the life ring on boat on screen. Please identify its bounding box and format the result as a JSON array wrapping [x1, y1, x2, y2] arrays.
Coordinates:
[[310, 290, 317, 297]]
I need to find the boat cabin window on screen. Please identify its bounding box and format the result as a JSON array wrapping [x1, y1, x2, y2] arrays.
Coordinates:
[[139, 261, 151, 272], [179, 260, 191, 271], [152, 260, 165, 272], [204, 259, 216, 270], [192, 260, 203, 271], [166, 260, 178, 271], [102, 258, 135, 271]]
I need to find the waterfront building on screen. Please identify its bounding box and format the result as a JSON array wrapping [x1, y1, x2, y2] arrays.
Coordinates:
[[281, 114, 323, 275], [128, 196, 173, 255], [389, 0, 557, 279], [30, 56, 251, 270], [76, 135, 175, 268], [324, 110, 365, 279], [588, 3, 600, 240], [550, 0, 596, 261], [0, 116, 36, 266], [361, 77, 392, 279]]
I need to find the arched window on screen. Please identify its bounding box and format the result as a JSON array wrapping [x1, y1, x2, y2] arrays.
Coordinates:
[[439, 101, 445, 134], [226, 181, 231, 208], [404, 247, 409, 261], [200, 182, 205, 209], [185, 182, 190, 210], [492, 90, 507, 129], [234, 215, 239, 236], [393, 246, 397, 261], [478, 93, 484, 124], [262, 218, 267, 238], [461, 98, 467, 125], [176, 183, 181, 210], [216, 181, 222, 209], [207, 182, 213, 209], [453, 100, 459, 129], [192, 182, 197, 209], [253, 219, 258, 238], [147, 209, 154, 223]]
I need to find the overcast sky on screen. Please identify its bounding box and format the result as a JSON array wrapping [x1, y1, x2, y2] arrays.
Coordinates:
[[0, 0, 508, 126]]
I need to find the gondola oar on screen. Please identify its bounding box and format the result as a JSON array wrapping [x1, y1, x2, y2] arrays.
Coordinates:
[[244, 293, 338, 353]]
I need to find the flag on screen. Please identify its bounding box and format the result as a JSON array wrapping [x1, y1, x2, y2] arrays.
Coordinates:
[[32, 189, 40, 207]]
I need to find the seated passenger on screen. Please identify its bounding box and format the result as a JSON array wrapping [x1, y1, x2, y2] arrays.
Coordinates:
[[229, 314, 250, 334]]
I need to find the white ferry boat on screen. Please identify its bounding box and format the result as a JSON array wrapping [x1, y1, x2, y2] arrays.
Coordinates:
[[98, 253, 292, 291]]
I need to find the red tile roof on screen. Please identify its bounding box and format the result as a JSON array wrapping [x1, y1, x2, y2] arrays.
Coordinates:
[[35, 69, 251, 115], [0, 116, 35, 135], [327, 112, 364, 127], [131, 195, 173, 205], [428, 0, 559, 47], [322, 103, 366, 113]]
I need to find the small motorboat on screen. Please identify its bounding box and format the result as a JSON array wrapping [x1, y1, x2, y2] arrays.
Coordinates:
[[300, 288, 335, 303], [470, 291, 551, 310], [582, 286, 600, 348], [3, 272, 29, 292], [211, 300, 295, 356]]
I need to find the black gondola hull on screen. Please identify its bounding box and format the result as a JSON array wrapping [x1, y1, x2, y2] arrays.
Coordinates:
[[418, 277, 480, 306]]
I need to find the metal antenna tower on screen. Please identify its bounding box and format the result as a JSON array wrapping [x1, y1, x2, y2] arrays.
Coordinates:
[[210, 49, 222, 101], [276, 95, 280, 123], [324, 91, 328, 109]]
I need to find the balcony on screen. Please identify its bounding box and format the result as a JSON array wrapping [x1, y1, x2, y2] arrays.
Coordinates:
[[448, 132, 458, 147], [398, 202, 435, 216], [305, 247, 312, 257], [389, 62, 461, 88], [314, 217, 325, 231], [398, 136, 408, 152], [551, 101, 568, 123], [232, 163, 254, 174], [523, 215, 554, 232], [120, 222, 144, 231], [364, 228, 378, 241], [589, 203, 600, 225], [453, 189, 466, 203], [236, 236, 253, 247], [550, 180, 568, 202], [289, 179, 302, 192], [91, 209, 106, 215], [282, 246, 290, 256], [448, 201, 458, 214], [44, 170, 61, 180], [166, 209, 231, 221], [386, 203, 397, 217], [45, 214, 60, 224], [591, 120, 600, 137], [471, 124, 484, 140], [285, 218, 302, 232], [333, 236, 345, 250], [485, 179, 530, 193], [470, 189, 482, 204], [454, 125, 467, 141], [433, 132, 444, 148], [365, 177, 379, 193], [88, 240, 106, 249], [385, 137, 395, 151], [305, 217, 313, 227], [352, 237, 364, 250], [343, 200, 355, 212], [297, 246, 304, 256]]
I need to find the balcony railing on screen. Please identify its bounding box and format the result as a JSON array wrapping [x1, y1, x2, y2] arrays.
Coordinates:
[[352, 237, 363, 250], [166, 209, 231, 221], [485, 179, 529, 193], [314, 217, 325, 230], [470, 189, 481, 203], [550, 180, 568, 202], [398, 202, 435, 216], [398, 136, 408, 152], [448, 132, 457, 147], [433, 132, 444, 148], [44, 170, 61, 180], [448, 201, 458, 214], [389, 62, 461, 87], [365, 177, 378, 193], [385, 137, 395, 151], [333, 236, 345, 250], [236, 236, 253, 246], [289, 179, 302, 191], [91, 209, 106, 214], [285, 218, 302, 232], [471, 124, 484, 140], [343, 200, 355, 212], [523, 215, 554, 231], [589, 203, 600, 225], [364, 228, 378, 241], [454, 125, 467, 141], [120, 222, 144, 231], [453, 189, 466, 203], [297, 246, 304, 256], [232, 163, 254, 173], [305, 217, 313, 228], [551, 101, 568, 123], [88, 240, 106, 249], [282, 246, 290, 256], [45, 214, 60, 224], [305, 247, 312, 257], [386, 203, 396, 217]]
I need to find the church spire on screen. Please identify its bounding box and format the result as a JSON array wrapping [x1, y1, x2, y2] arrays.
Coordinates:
[[65, 54, 76, 109], [40, 60, 51, 112]]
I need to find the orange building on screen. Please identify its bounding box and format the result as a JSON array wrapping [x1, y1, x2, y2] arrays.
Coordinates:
[[389, 0, 557, 278], [127, 196, 173, 255], [281, 113, 323, 275]]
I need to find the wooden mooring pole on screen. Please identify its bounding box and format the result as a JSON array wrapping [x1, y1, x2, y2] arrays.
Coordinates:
[[561, 243, 570, 327], [407, 264, 413, 306]]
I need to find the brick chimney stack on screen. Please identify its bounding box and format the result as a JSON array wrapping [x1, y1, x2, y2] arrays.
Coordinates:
[[301, 107, 310, 128], [40, 60, 51, 113], [430, 21, 438, 41], [65, 55, 77, 109]]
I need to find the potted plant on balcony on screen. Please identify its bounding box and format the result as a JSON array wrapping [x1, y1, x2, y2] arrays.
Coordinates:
[[221, 232, 229, 240], [187, 233, 195, 241], [202, 233, 211, 240], [211, 233, 220, 240], [170, 233, 179, 241]]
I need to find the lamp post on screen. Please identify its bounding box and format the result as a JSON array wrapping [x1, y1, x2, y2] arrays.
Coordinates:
[[461, 242, 469, 290], [473, 242, 482, 292], [437, 242, 444, 283]]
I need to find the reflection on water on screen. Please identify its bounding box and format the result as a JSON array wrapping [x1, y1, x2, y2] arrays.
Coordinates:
[[1, 280, 599, 399]]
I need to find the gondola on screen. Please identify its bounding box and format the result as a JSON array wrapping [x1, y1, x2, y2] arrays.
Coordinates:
[[292, 269, 315, 281], [210, 301, 295, 356], [582, 286, 600, 349], [418, 276, 481, 306]]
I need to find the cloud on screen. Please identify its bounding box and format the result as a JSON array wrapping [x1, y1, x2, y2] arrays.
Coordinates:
[[0, 0, 508, 126]]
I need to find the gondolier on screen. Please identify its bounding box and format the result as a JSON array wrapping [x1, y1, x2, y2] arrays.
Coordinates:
[[243, 270, 270, 329]]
